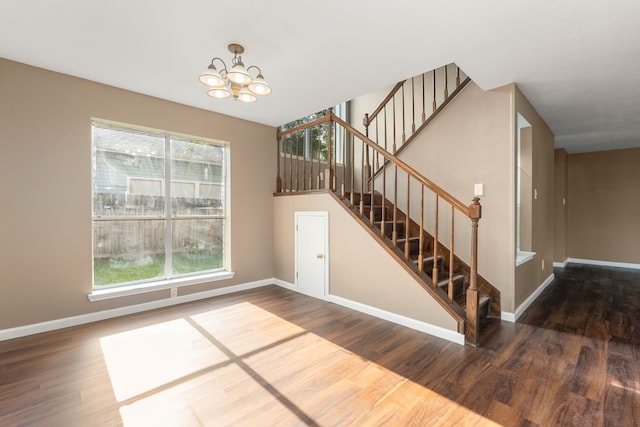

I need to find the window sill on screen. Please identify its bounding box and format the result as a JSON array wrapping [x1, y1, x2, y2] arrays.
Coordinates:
[[88, 271, 235, 302], [516, 251, 536, 266]]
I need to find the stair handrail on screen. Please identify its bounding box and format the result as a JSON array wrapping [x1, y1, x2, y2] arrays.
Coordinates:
[[331, 113, 472, 218], [364, 81, 405, 132], [276, 108, 483, 345], [362, 64, 465, 155]]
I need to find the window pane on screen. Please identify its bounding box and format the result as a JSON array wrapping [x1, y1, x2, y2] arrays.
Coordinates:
[[93, 219, 166, 286], [92, 123, 165, 217], [170, 136, 224, 216], [172, 218, 224, 275]]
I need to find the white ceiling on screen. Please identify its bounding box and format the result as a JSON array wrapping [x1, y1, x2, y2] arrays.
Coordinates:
[[2, 0, 640, 153]]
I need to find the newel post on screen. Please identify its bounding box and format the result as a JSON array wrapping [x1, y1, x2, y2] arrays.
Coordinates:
[[466, 197, 482, 346], [324, 108, 334, 190], [276, 129, 282, 193]]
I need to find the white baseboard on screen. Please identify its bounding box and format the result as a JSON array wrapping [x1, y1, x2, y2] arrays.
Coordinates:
[[553, 259, 569, 268], [327, 295, 465, 345], [511, 273, 555, 322], [271, 279, 331, 301], [566, 258, 640, 270], [0, 279, 273, 342], [501, 311, 516, 322], [272, 278, 296, 291], [3, 277, 465, 346], [272, 279, 464, 345]]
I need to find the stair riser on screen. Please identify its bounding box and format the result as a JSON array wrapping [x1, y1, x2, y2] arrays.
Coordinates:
[[437, 277, 465, 300], [375, 222, 405, 239], [362, 206, 384, 222]]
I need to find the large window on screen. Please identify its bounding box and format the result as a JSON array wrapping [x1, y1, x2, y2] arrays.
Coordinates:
[[91, 120, 228, 289]]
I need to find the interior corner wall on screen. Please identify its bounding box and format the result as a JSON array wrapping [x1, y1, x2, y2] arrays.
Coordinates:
[[0, 58, 276, 330], [567, 148, 640, 264], [513, 86, 555, 308], [554, 149, 569, 263], [272, 193, 459, 332]]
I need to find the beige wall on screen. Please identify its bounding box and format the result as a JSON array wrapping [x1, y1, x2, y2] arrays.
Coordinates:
[[382, 81, 516, 311], [513, 87, 555, 308], [554, 149, 569, 263], [568, 148, 640, 263], [370, 82, 555, 312], [0, 58, 276, 329], [273, 193, 458, 331]]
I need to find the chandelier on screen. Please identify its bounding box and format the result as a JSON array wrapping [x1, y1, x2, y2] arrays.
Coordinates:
[[198, 43, 272, 103]]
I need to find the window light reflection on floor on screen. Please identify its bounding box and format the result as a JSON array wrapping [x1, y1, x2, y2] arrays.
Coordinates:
[[101, 302, 500, 426]]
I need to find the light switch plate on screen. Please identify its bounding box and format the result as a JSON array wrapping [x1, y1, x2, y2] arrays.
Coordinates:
[[474, 183, 484, 196]]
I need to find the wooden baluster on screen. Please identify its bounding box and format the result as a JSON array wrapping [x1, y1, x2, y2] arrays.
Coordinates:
[[432, 195, 439, 286], [456, 65, 461, 88], [350, 132, 355, 206], [363, 114, 370, 178], [448, 205, 455, 302], [276, 134, 282, 192], [392, 94, 397, 152], [392, 165, 398, 248], [316, 130, 321, 189], [422, 73, 426, 123], [401, 82, 406, 144], [359, 142, 365, 216], [341, 125, 346, 197], [333, 121, 338, 191], [404, 174, 410, 261], [363, 113, 369, 139], [444, 65, 449, 99], [411, 76, 416, 133], [288, 135, 293, 191], [302, 129, 307, 191], [384, 105, 388, 152], [381, 157, 386, 238], [432, 70, 437, 113], [369, 145, 375, 225], [326, 109, 334, 191], [309, 132, 314, 190], [418, 185, 424, 274], [444, 64, 449, 99], [295, 134, 299, 191], [375, 118, 380, 172], [466, 197, 481, 346]]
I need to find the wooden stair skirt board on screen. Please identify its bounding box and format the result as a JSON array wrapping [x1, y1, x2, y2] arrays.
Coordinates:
[[346, 191, 495, 340]]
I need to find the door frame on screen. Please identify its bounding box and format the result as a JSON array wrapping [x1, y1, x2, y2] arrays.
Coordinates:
[[294, 211, 329, 299]]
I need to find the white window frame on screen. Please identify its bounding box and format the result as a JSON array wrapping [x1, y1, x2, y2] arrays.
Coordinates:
[[89, 120, 233, 301]]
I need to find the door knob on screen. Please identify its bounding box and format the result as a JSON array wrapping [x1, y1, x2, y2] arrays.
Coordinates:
[[316, 253, 324, 259]]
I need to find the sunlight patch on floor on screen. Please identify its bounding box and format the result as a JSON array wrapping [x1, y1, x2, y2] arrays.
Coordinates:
[[119, 364, 301, 426], [101, 302, 499, 425], [100, 318, 228, 402]]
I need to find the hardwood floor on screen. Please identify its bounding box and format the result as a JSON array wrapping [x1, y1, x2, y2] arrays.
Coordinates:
[[1, 264, 639, 426]]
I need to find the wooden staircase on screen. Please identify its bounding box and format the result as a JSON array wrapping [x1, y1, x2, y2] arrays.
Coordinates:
[[347, 191, 494, 336], [275, 63, 501, 345]]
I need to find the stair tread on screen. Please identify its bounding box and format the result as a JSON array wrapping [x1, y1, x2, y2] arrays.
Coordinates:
[[436, 274, 465, 287], [396, 236, 421, 243], [411, 254, 443, 264]]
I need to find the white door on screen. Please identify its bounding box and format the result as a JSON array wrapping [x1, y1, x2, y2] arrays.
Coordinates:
[[295, 212, 328, 298]]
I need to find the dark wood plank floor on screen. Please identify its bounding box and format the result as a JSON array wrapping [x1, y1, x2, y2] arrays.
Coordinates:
[[1, 263, 639, 426]]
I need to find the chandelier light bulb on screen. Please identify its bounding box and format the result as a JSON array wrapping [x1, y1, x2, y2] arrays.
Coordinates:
[[199, 44, 270, 103], [207, 87, 231, 99]]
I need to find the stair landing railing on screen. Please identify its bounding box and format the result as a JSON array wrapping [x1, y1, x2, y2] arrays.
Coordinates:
[[276, 108, 483, 345], [362, 64, 470, 179]]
